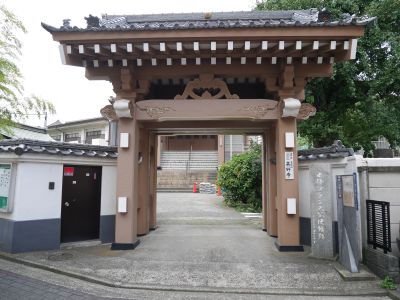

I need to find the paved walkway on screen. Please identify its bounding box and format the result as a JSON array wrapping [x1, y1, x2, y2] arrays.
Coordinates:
[[0, 193, 392, 298], [0, 259, 391, 300]]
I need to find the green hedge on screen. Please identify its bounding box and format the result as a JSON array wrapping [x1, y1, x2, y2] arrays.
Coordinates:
[[217, 142, 262, 212]]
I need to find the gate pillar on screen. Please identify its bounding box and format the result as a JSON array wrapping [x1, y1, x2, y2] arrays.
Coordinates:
[[149, 133, 158, 230], [137, 128, 150, 235], [112, 115, 140, 249], [275, 106, 303, 251], [263, 128, 278, 236]]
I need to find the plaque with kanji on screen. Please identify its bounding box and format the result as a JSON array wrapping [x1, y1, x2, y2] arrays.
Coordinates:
[[285, 151, 294, 180]]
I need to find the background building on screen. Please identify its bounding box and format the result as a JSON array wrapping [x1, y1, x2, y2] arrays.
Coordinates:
[[47, 117, 109, 146]]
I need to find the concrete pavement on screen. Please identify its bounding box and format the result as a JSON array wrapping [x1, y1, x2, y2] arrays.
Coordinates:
[[0, 193, 392, 298], [0, 258, 392, 300]]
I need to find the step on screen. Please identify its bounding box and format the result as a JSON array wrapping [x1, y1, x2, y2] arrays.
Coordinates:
[[157, 188, 193, 193]]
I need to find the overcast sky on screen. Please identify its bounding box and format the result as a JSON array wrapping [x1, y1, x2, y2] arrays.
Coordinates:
[[3, 0, 256, 127]]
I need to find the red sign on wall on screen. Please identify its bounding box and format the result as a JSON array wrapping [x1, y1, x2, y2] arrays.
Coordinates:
[[64, 167, 74, 176]]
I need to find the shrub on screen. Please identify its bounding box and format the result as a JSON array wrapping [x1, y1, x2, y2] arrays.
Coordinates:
[[217, 142, 262, 212], [380, 276, 397, 290]]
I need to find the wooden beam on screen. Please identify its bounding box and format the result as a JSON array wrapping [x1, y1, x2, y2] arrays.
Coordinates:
[[51, 26, 366, 43], [135, 99, 280, 121]]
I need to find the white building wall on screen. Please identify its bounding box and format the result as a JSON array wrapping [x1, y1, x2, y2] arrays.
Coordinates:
[[48, 120, 109, 145], [12, 163, 63, 221], [0, 157, 117, 222], [358, 158, 400, 257], [0, 162, 63, 221]]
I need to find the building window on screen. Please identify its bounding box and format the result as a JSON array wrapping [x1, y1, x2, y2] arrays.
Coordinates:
[[51, 135, 61, 141], [85, 130, 105, 144], [65, 133, 81, 143]]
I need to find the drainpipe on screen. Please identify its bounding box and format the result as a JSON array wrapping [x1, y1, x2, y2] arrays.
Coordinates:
[[109, 121, 118, 146]]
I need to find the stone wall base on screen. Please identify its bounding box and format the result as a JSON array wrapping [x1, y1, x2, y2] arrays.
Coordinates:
[[363, 246, 400, 282]]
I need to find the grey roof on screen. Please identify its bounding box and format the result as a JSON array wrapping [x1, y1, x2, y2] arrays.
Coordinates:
[[47, 117, 107, 129], [0, 139, 117, 158], [0, 124, 54, 142], [298, 140, 354, 161], [42, 9, 376, 33]]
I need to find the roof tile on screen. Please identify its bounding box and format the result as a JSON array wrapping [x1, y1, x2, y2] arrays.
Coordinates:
[[0, 139, 117, 159], [42, 9, 376, 33]]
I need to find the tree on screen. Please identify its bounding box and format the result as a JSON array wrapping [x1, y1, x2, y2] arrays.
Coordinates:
[[0, 5, 55, 129], [256, 0, 400, 154]]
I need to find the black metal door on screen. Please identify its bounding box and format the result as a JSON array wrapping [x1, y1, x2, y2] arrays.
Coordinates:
[[61, 165, 102, 243]]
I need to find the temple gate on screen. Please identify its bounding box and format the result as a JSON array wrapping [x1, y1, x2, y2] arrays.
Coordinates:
[[43, 10, 373, 251]]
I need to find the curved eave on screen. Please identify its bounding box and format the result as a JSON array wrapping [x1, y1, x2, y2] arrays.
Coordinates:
[[41, 17, 376, 34], [42, 25, 372, 43]]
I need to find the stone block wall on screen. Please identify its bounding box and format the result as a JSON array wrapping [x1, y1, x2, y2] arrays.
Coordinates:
[[358, 159, 400, 257], [298, 156, 358, 259], [363, 247, 400, 282], [358, 158, 400, 282]]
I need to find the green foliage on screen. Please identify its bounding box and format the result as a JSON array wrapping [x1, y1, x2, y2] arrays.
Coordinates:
[[256, 0, 400, 154], [217, 142, 262, 212], [0, 5, 55, 128], [380, 275, 397, 290]]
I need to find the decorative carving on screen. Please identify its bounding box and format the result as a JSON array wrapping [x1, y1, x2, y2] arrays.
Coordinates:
[[100, 105, 117, 121], [240, 103, 278, 118], [282, 98, 301, 118], [113, 99, 132, 118], [136, 106, 175, 119], [297, 103, 317, 120], [280, 65, 294, 89], [175, 76, 239, 100]]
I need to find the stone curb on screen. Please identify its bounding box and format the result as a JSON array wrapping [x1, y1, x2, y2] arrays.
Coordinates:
[[0, 253, 389, 297], [388, 290, 400, 300], [333, 262, 377, 281]]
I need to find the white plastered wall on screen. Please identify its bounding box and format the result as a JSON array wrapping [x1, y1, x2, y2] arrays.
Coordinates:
[[0, 154, 117, 222], [0, 162, 63, 221], [100, 165, 117, 216], [358, 158, 400, 257]]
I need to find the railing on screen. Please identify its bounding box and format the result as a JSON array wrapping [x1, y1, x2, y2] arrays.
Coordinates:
[[366, 199, 391, 253]]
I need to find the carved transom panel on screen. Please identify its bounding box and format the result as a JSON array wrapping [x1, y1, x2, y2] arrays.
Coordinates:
[[136, 106, 175, 118], [174, 76, 239, 100], [240, 103, 278, 118]]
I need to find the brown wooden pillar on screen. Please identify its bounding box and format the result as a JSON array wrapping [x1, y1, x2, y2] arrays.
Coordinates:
[[275, 115, 302, 251], [149, 132, 158, 230], [217, 135, 225, 166], [261, 131, 268, 231], [266, 128, 278, 236], [112, 116, 140, 249], [137, 127, 150, 236], [156, 136, 162, 167], [111, 68, 142, 250]]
